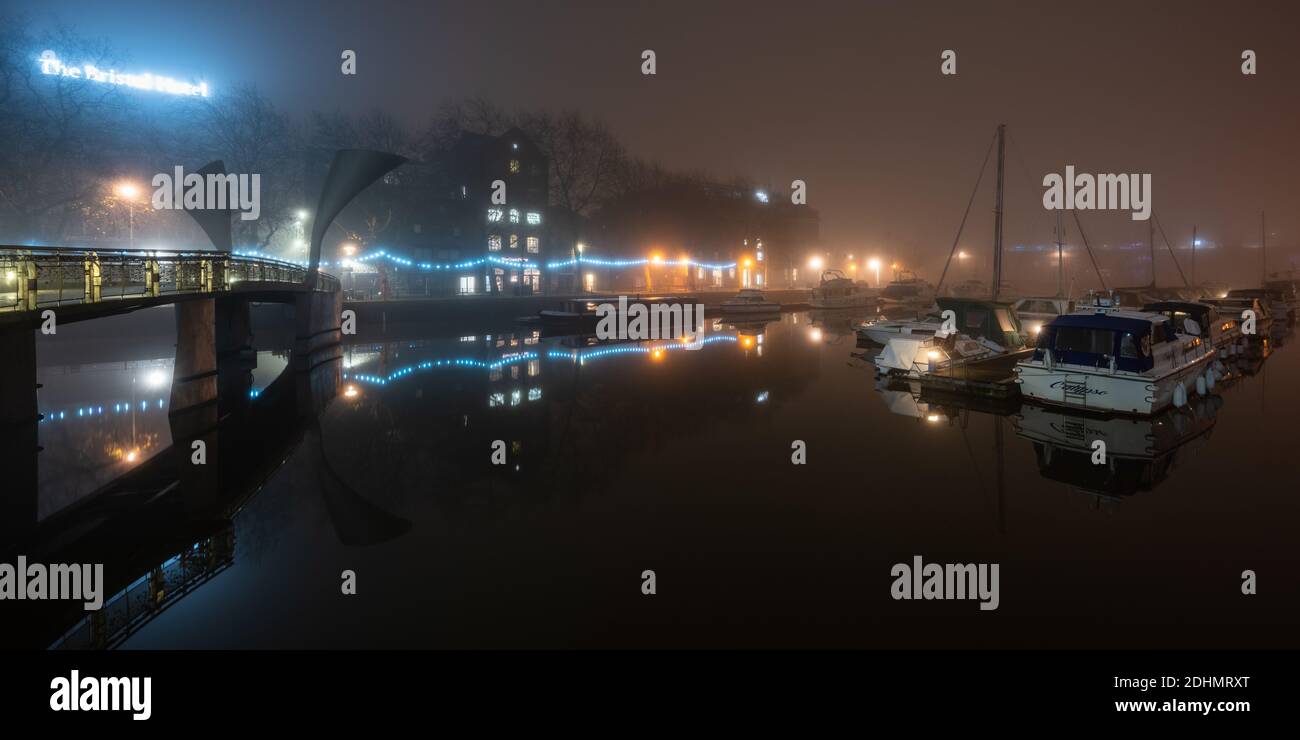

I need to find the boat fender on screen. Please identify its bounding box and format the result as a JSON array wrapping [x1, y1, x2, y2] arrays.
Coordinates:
[[1173, 382, 1188, 408], [1205, 368, 1216, 391], [1196, 374, 1207, 396]]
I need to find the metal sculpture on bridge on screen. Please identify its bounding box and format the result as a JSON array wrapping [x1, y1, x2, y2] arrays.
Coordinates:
[[307, 149, 408, 290]]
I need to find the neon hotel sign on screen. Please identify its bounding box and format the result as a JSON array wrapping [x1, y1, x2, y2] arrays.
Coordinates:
[[37, 50, 210, 97]]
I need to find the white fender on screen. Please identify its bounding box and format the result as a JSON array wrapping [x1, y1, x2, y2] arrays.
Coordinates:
[[1196, 374, 1207, 396], [1173, 382, 1187, 408]]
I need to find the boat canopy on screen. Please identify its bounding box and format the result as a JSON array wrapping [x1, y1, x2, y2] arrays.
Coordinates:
[[1142, 301, 1214, 336], [934, 297, 1025, 349], [1033, 312, 1174, 372]]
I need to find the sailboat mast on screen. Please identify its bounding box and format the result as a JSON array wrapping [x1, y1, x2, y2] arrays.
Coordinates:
[[992, 123, 1006, 301], [1191, 225, 1197, 286], [1261, 211, 1267, 285], [1148, 216, 1156, 288], [1055, 210, 1064, 297]]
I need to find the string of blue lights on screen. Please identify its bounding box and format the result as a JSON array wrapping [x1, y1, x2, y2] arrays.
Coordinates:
[[352, 249, 737, 272]]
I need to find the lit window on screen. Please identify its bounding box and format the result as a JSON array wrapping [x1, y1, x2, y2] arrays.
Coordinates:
[[487, 208, 503, 222], [489, 392, 505, 407], [509, 235, 519, 250], [526, 237, 539, 253], [458, 276, 476, 294], [528, 388, 542, 401], [526, 212, 541, 225], [528, 359, 540, 376], [509, 209, 520, 224], [509, 159, 520, 174], [488, 235, 502, 251], [510, 390, 522, 406]]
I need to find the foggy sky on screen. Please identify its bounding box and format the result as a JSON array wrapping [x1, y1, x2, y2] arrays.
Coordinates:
[[21, 0, 1300, 288]]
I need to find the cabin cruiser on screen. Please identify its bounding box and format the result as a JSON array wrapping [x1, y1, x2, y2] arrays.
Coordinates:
[[1227, 288, 1295, 327], [1142, 300, 1241, 353], [719, 288, 781, 315], [1204, 295, 1273, 343], [873, 297, 1033, 381], [809, 269, 876, 309], [1012, 296, 1074, 338], [857, 312, 943, 345], [877, 271, 937, 308], [1015, 309, 1218, 416]]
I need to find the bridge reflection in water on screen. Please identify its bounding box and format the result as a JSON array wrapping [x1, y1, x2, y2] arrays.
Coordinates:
[[0, 244, 410, 649]]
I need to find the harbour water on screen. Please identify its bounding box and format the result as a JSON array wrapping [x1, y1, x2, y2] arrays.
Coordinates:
[[26, 304, 1300, 649]]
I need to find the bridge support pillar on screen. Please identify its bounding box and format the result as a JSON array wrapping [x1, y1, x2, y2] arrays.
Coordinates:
[[215, 296, 254, 415], [170, 300, 220, 513], [0, 322, 39, 545], [294, 290, 343, 416]]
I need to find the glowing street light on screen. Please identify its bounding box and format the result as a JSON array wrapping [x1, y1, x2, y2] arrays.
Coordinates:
[[868, 258, 882, 287], [341, 242, 358, 257], [808, 256, 824, 271], [114, 181, 143, 249]]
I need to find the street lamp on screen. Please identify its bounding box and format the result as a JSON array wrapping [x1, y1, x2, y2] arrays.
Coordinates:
[[868, 258, 881, 288], [114, 181, 141, 249]]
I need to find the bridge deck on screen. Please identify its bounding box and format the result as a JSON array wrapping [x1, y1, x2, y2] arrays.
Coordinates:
[[2, 246, 336, 324]]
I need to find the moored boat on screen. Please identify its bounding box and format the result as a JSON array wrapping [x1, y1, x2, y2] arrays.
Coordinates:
[[809, 269, 876, 309], [1014, 309, 1218, 416], [719, 288, 781, 315]]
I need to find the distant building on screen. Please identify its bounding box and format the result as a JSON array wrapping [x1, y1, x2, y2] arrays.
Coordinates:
[[587, 179, 820, 291], [310, 127, 550, 298]]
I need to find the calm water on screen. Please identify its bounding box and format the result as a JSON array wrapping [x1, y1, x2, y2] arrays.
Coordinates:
[[27, 306, 1300, 648]]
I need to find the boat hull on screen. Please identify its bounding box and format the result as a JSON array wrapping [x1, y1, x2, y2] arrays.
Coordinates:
[[1015, 351, 1216, 416]]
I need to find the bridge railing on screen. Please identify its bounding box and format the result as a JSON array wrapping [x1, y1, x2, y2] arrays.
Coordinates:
[[1, 246, 337, 313]]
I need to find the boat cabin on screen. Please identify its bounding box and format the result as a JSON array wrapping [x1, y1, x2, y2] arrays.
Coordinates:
[[1033, 312, 1179, 373], [934, 297, 1026, 349]]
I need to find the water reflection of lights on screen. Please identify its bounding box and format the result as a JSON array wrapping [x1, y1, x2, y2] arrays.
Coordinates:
[[346, 352, 539, 385], [547, 335, 737, 364], [343, 385, 360, 398]]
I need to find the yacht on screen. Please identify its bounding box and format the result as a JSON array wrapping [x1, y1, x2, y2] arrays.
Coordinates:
[[873, 297, 1033, 381], [719, 288, 781, 315], [1012, 296, 1074, 339], [877, 271, 937, 308], [1014, 309, 1218, 416], [857, 312, 943, 345], [1142, 300, 1240, 353], [1226, 288, 1295, 328], [809, 269, 876, 309]]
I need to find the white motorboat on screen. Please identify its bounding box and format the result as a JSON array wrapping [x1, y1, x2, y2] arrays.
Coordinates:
[[1142, 300, 1241, 353], [857, 314, 942, 345], [877, 271, 936, 308], [873, 297, 1033, 381], [719, 288, 781, 315], [809, 269, 876, 309], [1015, 309, 1218, 416], [1012, 296, 1074, 339]]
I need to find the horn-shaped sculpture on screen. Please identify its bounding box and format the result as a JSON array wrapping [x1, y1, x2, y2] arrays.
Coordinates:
[[184, 160, 234, 252], [307, 150, 408, 289]]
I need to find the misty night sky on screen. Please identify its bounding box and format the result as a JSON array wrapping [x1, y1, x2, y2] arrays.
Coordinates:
[[18, 0, 1300, 286]]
